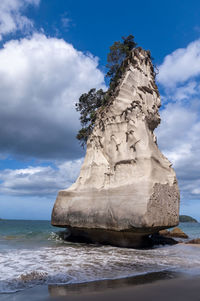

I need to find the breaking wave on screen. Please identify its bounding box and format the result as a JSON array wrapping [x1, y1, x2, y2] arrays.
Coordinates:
[[1, 220, 200, 294], [1, 243, 200, 294]]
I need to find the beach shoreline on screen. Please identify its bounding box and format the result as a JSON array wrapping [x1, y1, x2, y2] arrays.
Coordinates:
[[1, 220, 200, 300], [1, 270, 200, 301]]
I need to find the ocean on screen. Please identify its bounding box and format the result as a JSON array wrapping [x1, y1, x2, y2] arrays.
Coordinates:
[[0, 220, 200, 295]]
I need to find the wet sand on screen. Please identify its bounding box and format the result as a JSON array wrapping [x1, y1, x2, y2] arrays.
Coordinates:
[[1, 270, 200, 301]]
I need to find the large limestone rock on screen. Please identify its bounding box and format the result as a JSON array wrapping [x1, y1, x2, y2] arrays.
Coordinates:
[[52, 48, 180, 247]]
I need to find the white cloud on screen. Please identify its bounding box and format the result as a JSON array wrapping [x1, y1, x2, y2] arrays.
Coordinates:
[[157, 38, 200, 202], [156, 101, 200, 200], [0, 33, 105, 159], [0, 158, 83, 196], [158, 39, 200, 88], [0, 0, 40, 40], [173, 81, 199, 101]]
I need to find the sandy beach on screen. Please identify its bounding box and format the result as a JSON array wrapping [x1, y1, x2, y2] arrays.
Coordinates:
[[50, 276, 200, 301], [1, 270, 200, 301]]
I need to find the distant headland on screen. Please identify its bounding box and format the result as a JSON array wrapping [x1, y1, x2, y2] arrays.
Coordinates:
[[179, 215, 198, 223]]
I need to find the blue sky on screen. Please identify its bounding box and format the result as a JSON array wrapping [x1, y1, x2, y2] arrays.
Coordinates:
[[0, 0, 200, 220]]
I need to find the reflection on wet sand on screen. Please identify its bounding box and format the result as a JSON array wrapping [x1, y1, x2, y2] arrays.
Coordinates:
[[48, 270, 181, 298]]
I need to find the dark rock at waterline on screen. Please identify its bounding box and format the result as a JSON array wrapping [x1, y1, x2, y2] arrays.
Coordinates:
[[149, 233, 178, 246], [186, 238, 200, 244], [159, 227, 188, 239], [59, 227, 154, 248], [58, 228, 178, 248]]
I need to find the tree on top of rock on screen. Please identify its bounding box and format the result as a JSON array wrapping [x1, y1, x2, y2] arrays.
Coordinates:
[[75, 35, 137, 148], [106, 35, 137, 84]]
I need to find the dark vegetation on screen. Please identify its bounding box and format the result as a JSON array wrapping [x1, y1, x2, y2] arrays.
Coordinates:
[[75, 35, 137, 148], [106, 35, 137, 92], [75, 88, 106, 147], [179, 215, 198, 223]]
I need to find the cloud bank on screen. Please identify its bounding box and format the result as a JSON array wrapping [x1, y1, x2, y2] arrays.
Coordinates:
[[0, 33, 105, 160], [0, 159, 83, 196]]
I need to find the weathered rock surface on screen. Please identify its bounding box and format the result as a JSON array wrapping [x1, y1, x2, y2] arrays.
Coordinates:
[[52, 48, 180, 248]]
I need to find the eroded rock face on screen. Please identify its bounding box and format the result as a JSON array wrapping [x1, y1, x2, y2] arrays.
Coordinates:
[[51, 48, 180, 247]]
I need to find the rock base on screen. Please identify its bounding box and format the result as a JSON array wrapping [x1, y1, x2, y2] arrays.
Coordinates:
[[61, 227, 154, 248], [150, 233, 178, 246], [58, 227, 178, 248]]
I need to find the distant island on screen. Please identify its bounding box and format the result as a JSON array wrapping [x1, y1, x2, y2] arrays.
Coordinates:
[[179, 215, 198, 223]]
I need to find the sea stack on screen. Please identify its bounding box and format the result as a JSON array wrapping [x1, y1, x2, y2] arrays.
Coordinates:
[[51, 47, 180, 248]]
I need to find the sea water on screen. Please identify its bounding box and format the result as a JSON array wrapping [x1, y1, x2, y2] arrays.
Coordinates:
[[0, 220, 200, 294]]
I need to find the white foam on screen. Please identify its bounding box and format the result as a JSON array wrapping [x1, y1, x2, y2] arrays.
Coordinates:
[[0, 243, 200, 293]]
